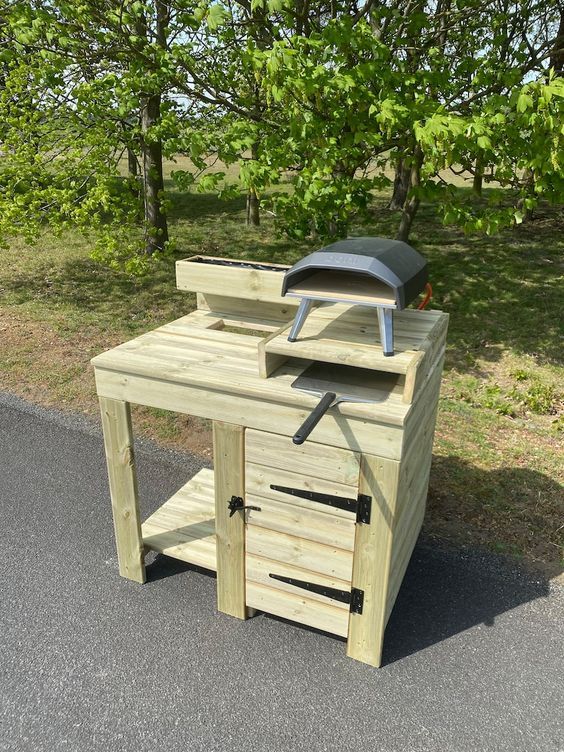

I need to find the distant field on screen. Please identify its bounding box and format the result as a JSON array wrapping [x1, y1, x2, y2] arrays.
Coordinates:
[[0, 169, 562, 575]]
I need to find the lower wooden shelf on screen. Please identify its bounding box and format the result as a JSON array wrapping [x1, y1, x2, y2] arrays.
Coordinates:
[[141, 468, 217, 572]]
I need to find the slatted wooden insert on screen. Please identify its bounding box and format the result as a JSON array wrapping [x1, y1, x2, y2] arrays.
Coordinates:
[[244, 429, 360, 637], [141, 468, 216, 572]]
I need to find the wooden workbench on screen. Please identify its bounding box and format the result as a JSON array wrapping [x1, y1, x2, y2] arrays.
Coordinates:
[[92, 255, 448, 667]]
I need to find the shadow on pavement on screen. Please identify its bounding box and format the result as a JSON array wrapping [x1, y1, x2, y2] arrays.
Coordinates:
[[382, 543, 550, 666]]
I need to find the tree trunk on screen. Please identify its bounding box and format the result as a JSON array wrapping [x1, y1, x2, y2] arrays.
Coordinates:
[[246, 188, 260, 226], [127, 147, 139, 178], [389, 158, 411, 210], [396, 147, 423, 242], [140, 94, 168, 255], [473, 158, 483, 196], [550, 8, 564, 74]]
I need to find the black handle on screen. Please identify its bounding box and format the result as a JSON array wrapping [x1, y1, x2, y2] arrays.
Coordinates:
[[293, 392, 336, 445]]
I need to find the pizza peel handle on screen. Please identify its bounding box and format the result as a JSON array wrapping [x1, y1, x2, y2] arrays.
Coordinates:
[[292, 392, 336, 445]]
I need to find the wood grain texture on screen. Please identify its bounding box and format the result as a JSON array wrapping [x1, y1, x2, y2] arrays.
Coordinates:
[[246, 525, 354, 581], [141, 468, 216, 571], [346, 453, 401, 667], [246, 428, 361, 487], [176, 256, 290, 305], [99, 397, 146, 583], [246, 581, 349, 637], [262, 305, 436, 376], [94, 368, 406, 459], [213, 421, 248, 619]]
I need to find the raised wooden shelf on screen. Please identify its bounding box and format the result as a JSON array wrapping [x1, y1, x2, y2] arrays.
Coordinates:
[[259, 303, 448, 405], [141, 468, 217, 571]]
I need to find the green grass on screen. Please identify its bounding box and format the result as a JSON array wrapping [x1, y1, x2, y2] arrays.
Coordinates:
[[0, 173, 562, 572]]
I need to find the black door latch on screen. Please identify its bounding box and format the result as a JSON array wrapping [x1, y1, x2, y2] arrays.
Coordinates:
[[228, 496, 262, 517]]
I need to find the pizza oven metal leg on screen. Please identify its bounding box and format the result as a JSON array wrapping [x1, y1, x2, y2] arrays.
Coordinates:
[[288, 298, 314, 342], [377, 308, 394, 356]]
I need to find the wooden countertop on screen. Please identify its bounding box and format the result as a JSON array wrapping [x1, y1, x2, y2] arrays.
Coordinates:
[[91, 311, 413, 427]]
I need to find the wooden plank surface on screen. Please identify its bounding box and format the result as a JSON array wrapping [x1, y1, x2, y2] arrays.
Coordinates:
[[403, 312, 449, 403], [99, 397, 146, 583], [246, 581, 349, 637], [197, 293, 298, 329], [213, 421, 248, 619], [141, 468, 216, 571], [245, 462, 359, 521], [346, 453, 401, 667], [246, 428, 361, 487], [261, 305, 427, 376], [94, 368, 406, 459], [91, 316, 410, 427], [176, 256, 290, 305], [246, 525, 354, 582]]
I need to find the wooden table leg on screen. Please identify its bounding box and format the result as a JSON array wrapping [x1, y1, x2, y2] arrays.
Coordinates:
[[346, 454, 400, 667], [213, 420, 249, 619], [99, 396, 146, 584]]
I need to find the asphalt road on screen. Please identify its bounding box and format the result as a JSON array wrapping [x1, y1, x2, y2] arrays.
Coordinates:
[[1, 391, 563, 752]]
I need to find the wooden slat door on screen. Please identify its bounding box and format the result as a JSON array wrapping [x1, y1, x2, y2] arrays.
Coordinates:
[[244, 429, 361, 637]]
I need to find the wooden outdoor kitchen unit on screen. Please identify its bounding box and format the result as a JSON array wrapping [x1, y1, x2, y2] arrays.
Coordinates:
[[92, 248, 449, 668]]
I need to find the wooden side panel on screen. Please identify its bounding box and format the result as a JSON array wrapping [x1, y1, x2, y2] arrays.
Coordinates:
[[346, 454, 401, 667], [246, 428, 361, 487], [197, 293, 298, 329], [94, 368, 405, 459], [213, 421, 248, 619], [257, 324, 291, 378], [176, 256, 290, 305], [403, 312, 449, 404], [99, 397, 146, 583]]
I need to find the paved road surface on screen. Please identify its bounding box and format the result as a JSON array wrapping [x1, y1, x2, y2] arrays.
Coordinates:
[[1, 392, 562, 752]]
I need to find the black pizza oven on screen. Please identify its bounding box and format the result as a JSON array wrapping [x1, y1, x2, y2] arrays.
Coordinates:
[[282, 237, 428, 356]]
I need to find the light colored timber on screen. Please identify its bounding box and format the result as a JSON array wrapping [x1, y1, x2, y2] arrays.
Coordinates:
[[244, 493, 356, 551], [245, 462, 359, 521], [213, 421, 249, 619], [176, 255, 291, 306], [94, 369, 406, 459], [246, 581, 349, 637], [403, 313, 449, 403], [246, 553, 351, 611], [346, 454, 401, 668], [259, 305, 443, 378], [257, 323, 291, 378], [99, 397, 146, 583], [386, 484, 428, 620], [246, 525, 354, 582], [197, 293, 298, 330], [93, 258, 449, 666], [91, 316, 409, 427], [287, 270, 396, 306], [245, 428, 361, 487]]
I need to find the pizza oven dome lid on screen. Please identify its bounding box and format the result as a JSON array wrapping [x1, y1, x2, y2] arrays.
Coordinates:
[[282, 237, 428, 310]]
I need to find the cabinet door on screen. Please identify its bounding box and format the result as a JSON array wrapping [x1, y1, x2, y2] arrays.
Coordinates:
[[244, 430, 361, 637]]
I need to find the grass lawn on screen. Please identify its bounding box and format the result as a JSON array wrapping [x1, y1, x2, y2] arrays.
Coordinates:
[[0, 172, 562, 575]]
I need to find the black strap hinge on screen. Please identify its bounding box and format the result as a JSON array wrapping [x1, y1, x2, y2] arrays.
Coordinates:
[[269, 574, 364, 614], [269, 484, 371, 525], [228, 496, 261, 517]]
